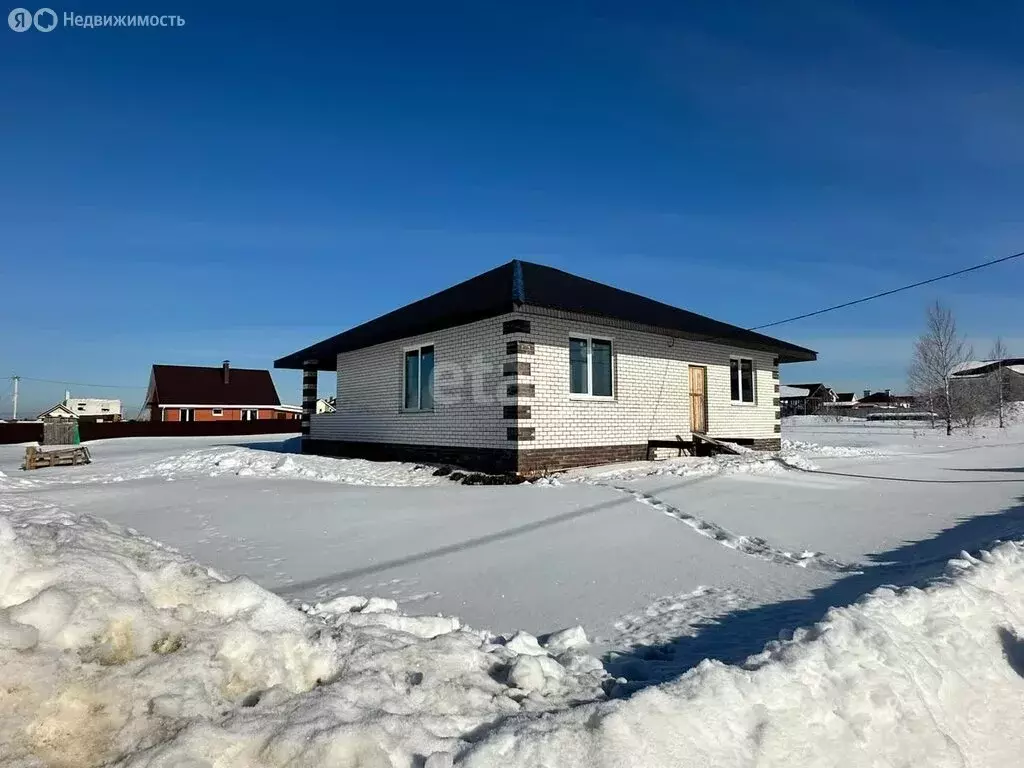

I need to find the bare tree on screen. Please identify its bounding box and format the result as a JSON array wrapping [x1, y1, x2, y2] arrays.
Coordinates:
[[990, 337, 1009, 428], [907, 301, 972, 436]]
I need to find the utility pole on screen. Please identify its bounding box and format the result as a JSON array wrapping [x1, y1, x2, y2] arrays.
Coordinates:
[[12, 376, 19, 421]]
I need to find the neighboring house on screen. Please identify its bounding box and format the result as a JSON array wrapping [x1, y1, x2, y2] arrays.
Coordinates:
[[835, 392, 858, 403], [37, 397, 122, 422], [316, 397, 337, 414], [143, 361, 300, 422], [778, 383, 837, 416], [858, 390, 915, 408], [951, 358, 1024, 402], [950, 359, 1024, 380], [276, 260, 816, 474]]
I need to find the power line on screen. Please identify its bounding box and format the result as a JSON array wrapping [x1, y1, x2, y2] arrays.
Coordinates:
[[9, 376, 147, 389], [750, 249, 1024, 331]]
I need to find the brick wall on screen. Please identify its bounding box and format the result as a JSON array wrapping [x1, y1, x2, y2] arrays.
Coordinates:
[[161, 408, 292, 421], [310, 313, 512, 448], [514, 308, 779, 449]]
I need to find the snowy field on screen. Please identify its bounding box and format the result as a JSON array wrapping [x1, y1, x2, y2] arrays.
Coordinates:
[[2, 411, 1024, 765]]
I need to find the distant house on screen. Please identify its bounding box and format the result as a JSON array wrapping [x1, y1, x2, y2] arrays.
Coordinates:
[[276, 260, 816, 474], [858, 390, 915, 408], [38, 397, 122, 423], [779, 383, 837, 416], [143, 361, 300, 422], [951, 358, 1024, 402], [950, 359, 1024, 380], [316, 397, 336, 414]]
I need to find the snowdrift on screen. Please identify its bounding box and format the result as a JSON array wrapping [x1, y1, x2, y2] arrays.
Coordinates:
[[0, 507, 604, 767], [2, 504, 1023, 767], [462, 543, 1024, 768]]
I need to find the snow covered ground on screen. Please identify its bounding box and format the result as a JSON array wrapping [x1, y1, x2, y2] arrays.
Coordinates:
[[2, 414, 1024, 765]]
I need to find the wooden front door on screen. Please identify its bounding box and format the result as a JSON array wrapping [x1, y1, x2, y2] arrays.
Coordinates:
[[689, 365, 707, 434]]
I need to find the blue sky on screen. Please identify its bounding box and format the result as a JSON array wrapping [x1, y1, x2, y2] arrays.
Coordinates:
[[2, 1, 1022, 416]]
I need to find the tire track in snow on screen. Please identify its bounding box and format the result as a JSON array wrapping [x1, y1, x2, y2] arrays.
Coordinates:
[[601, 482, 862, 573]]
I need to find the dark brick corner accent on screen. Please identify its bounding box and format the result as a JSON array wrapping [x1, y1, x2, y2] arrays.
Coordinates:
[[302, 438, 517, 474], [503, 361, 531, 377], [503, 405, 531, 419], [774, 410, 781, 419], [774, 383, 780, 393], [772, 357, 779, 368], [506, 340, 535, 355], [507, 426, 535, 441], [773, 424, 781, 433], [502, 319, 531, 335], [773, 397, 780, 406], [507, 383, 536, 397], [772, 370, 779, 380], [752, 438, 782, 451]]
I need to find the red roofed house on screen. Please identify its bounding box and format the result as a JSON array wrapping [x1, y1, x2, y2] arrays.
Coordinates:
[[144, 361, 301, 422]]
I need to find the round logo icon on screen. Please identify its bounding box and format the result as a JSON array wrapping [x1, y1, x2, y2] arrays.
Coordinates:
[[33, 7, 57, 31], [8, 7, 33, 31]]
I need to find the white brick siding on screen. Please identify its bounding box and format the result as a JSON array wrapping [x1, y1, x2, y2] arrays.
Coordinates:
[[309, 314, 512, 448], [515, 310, 778, 449], [309, 308, 780, 452]]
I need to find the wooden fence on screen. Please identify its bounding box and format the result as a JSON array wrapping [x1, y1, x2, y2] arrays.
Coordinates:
[[0, 419, 299, 445]]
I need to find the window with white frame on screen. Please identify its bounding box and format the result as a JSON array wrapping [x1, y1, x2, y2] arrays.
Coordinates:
[[241, 408, 258, 421], [569, 337, 613, 397], [730, 357, 755, 403], [211, 408, 223, 416], [403, 345, 435, 411]]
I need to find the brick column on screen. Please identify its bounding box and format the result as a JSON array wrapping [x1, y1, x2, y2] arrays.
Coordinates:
[[301, 360, 318, 437]]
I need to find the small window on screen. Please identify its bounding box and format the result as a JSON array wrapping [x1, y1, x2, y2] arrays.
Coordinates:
[[730, 358, 755, 403], [211, 408, 223, 416], [241, 409, 257, 421], [180, 408, 195, 422], [568, 337, 614, 397], [403, 345, 435, 411]]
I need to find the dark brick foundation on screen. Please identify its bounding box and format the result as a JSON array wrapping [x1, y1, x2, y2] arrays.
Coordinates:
[[303, 437, 784, 476], [518, 444, 649, 474], [303, 438, 518, 474]]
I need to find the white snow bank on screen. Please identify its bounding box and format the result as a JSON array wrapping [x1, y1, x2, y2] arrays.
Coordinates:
[[461, 542, 1024, 767], [0, 505, 607, 768], [781, 439, 887, 458], [152, 448, 447, 486], [1, 446, 447, 489], [575, 452, 792, 483]]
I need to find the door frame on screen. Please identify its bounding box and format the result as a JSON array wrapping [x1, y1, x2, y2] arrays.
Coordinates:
[[688, 365, 708, 434]]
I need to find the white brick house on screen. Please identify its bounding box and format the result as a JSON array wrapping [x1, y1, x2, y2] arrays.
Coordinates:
[[276, 261, 816, 474]]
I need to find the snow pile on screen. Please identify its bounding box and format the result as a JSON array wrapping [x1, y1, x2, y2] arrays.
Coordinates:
[[461, 542, 1024, 767], [152, 448, 449, 486], [781, 439, 886, 458], [0, 506, 608, 767], [580, 453, 791, 483]]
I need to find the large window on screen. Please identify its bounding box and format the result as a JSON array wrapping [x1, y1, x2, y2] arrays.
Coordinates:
[[404, 345, 435, 411], [569, 337, 613, 397], [730, 357, 755, 403]]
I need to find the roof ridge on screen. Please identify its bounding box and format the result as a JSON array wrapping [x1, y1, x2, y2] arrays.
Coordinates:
[[511, 259, 526, 305]]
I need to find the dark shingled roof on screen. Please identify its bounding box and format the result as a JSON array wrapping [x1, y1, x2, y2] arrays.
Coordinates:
[[276, 260, 817, 369], [149, 364, 281, 406]]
